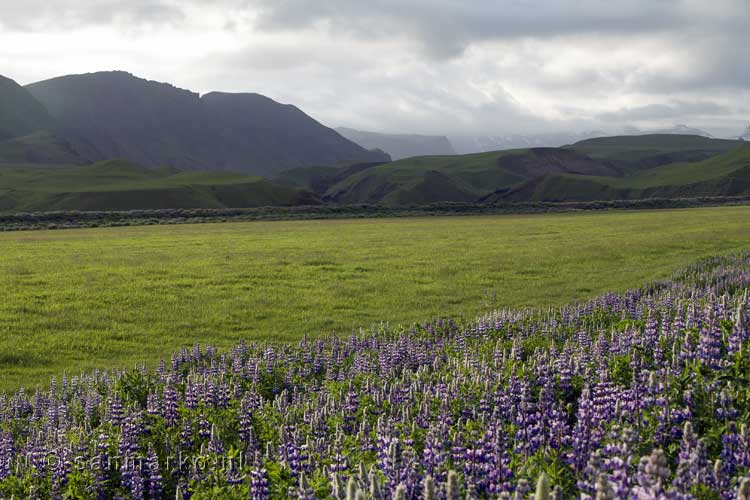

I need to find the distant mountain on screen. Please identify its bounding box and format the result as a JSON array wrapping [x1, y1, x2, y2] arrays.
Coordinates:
[[448, 131, 607, 155], [740, 124, 750, 141], [0, 75, 56, 141], [335, 127, 455, 160], [23, 71, 388, 176]]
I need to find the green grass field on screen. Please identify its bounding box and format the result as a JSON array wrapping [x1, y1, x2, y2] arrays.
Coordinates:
[[2, 206, 750, 391]]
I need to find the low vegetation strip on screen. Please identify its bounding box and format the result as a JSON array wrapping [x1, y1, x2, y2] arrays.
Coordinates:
[[0, 253, 748, 498], [2, 206, 750, 392], [1, 195, 750, 232]]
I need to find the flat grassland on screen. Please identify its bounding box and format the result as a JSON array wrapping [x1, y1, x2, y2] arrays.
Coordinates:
[[1, 206, 750, 391]]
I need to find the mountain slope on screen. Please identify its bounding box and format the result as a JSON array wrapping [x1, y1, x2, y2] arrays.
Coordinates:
[[0, 75, 55, 141], [25, 71, 388, 176], [0, 159, 320, 212], [336, 127, 455, 160]]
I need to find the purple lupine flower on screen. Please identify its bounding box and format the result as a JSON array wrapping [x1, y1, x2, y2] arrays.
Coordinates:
[[239, 394, 256, 450], [297, 473, 316, 500], [145, 444, 162, 499], [92, 433, 110, 500], [673, 421, 698, 493], [698, 307, 723, 370], [163, 385, 178, 425], [250, 463, 270, 500], [569, 386, 594, 472], [0, 432, 14, 480], [108, 393, 124, 427], [208, 424, 224, 455], [632, 449, 672, 499]]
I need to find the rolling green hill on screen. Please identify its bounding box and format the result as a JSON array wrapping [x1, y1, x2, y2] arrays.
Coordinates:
[[567, 134, 741, 169], [500, 142, 750, 202], [0, 160, 320, 211], [273, 161, 386, 195], [321, 147, 619, 204]]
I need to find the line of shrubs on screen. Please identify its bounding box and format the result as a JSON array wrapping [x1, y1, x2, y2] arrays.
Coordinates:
[[1, 196, 749, 231]]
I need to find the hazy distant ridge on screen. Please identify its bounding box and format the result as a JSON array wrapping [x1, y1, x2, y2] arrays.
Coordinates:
[[336, 127, 455, 160]]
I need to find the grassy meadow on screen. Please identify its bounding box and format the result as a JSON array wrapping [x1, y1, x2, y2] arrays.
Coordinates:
[[1, 205, 750, 391]]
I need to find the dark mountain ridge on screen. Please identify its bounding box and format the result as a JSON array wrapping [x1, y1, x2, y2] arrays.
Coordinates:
[[21, 71, 388, 175]]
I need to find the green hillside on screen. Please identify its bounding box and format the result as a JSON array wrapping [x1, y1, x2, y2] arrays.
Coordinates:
[[286, 134, 744, 205], [0, 160, 320, 211], [322, 148, 618, 204], [273, 165, 342, 190], [567, 134, 740, 168], [0, 130, 84, 164], [273, 161, 385, 195], [502, 142, 750, 202]]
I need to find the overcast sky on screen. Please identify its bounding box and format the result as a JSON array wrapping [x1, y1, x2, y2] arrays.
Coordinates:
[[1, 0, 748, 137]]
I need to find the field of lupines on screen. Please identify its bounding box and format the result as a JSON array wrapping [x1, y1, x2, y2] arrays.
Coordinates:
[[1, 253, 750, 499]]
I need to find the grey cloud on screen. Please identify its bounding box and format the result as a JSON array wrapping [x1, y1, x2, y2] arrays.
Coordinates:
[[0, 0, 185, 31], [597, 100, 733, 122], [626, 32, 750, 94], [244, 0, 730, 58]]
